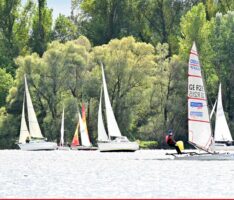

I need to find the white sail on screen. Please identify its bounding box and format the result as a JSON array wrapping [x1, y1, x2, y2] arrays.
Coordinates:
[[214, 84, 232, 141], [24, 75, 44, 139], [188, 42, 213, 150], [101, 63, 122, 137], [19, 95, 30, 144], [98, 87, 109, 141], [60, 107, 65, 146], [78, 112, 91, 147]]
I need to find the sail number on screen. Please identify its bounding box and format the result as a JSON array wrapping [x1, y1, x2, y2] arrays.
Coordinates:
[[188, 84, 205, 98]]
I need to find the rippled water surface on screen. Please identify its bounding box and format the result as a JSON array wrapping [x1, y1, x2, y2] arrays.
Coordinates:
[[0, 150, 233, 198]]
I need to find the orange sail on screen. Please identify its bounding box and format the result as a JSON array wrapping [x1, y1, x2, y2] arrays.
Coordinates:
[[82, 103, 91, 144], [71, 122, 80, 146]]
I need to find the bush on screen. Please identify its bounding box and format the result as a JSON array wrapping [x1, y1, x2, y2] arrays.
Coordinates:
[[136, 140, 158, 149]]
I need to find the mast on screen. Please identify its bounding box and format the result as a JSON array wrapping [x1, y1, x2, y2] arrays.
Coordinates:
[[19, 93, 30, 144], [60, 107, 65, 146], [98, 87, 109, 141]]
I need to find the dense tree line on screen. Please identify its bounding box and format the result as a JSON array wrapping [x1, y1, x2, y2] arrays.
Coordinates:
[[0, 0, 234, 149]]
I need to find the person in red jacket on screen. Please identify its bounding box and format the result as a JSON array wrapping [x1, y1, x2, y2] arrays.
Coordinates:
[[165, 129, 182, 154]]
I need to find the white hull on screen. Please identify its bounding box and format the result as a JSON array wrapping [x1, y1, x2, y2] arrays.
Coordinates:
[[98, 141, 139, 152], [57, 146, 70, 151], [71, 146, 98, 151], [212, 143, 234, 151], [172, 152, 234, 160], [18, 141, 57, 151]]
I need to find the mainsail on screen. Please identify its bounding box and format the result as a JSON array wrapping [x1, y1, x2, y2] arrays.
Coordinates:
[[214, 84, 233, 141], [60, 107, 65, 146], [81, 103, 91, 145], [19, 94, 30, 144], [78, 112, 91, 147], [71, 122, 80, 146], [188, 42, 213, 150], [98, 87, 109, 141], [24, 75, 43, 139], [101, 63, 122, 137]]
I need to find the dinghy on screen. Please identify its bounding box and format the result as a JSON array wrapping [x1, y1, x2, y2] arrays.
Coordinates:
[[57, 107, 70, 150], [18, 75, 57, 151], [211, 84, 234, 151], [168, 43, 234, 160], [97, 63, 139, 152], [71, 104, 97, 150]]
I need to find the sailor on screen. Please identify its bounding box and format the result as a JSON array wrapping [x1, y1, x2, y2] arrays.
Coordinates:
[[165, 129, 182, 154]]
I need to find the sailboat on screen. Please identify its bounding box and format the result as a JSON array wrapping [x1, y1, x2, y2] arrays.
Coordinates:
[[18, 75, 57, 151], [211, 84, 234, 151], [168, 43, 234, 160], [71, 104, 97, 150], [57, 107, 70, 150], [97, 63, 139, 152]]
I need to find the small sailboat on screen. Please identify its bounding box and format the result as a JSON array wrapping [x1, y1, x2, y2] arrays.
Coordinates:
[[168, 43, 234, 160], [212, 84, 234, 151], [71, 104, 97, 150], [57, 107, 70, 150], [18, 75, 57, 151], [97, 63, 139, 152]]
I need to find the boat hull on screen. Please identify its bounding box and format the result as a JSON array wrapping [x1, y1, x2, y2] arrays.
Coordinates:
[[57, 146, 70, 151], [212, 143, 234, 151], [18, 141, 57, 151], [71, 146, 98, 151], [98, 141, 139, 152], [172, 152, 234, 160]]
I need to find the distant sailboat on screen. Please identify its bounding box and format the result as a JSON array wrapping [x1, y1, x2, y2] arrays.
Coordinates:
[[71, 104, 97, 150], [97, 63, 139, 152], [57, 107, 70, 150], [212, 84, 234, 151], [18, 75, 57, 151]]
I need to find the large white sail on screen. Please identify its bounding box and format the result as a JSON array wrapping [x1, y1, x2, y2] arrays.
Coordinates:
[[98, 87, 109, 141], [101, 63, 122, 137], [78, 112, 91, 147], [19, 95, 30, 144], [60, 107, 65, 146], [24, 75, 44, 139], [188, 42, 213, 150], [214, 84, 232, 141]]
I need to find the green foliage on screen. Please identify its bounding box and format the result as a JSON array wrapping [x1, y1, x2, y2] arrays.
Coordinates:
[[0, 68, 13, 107], [136, 140, 158, 149], [29, 0, 52, 56], [52, 14, 78, 43]]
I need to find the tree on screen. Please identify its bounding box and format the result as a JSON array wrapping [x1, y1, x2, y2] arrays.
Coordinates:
[[29, 0, 52, 56], [52, 14, 78, 43], [0, 0, 34, 74], [0, 68, 13, 107]]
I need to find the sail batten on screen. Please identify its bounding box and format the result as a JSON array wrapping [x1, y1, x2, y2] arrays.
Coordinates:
[[24, 75, 43, 139], [101, 63, 122, 137], [188, 42, 213, 150], [214, 84, 232, 141]]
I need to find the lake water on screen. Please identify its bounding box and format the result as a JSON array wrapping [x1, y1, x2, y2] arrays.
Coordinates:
[[0, 149, 233, 198]]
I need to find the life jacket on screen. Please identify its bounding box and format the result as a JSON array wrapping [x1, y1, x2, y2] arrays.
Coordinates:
[[165, 135, 175, 145]]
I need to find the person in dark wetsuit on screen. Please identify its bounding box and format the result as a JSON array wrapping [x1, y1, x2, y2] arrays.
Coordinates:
[[165, 130, 182, 154]]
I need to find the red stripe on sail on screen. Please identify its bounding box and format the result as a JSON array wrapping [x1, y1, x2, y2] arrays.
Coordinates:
[[187, 97, 207, 101], [189, 119, 210, 123], [188, 74, 202, 78], [190, 51, 198, 56]]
